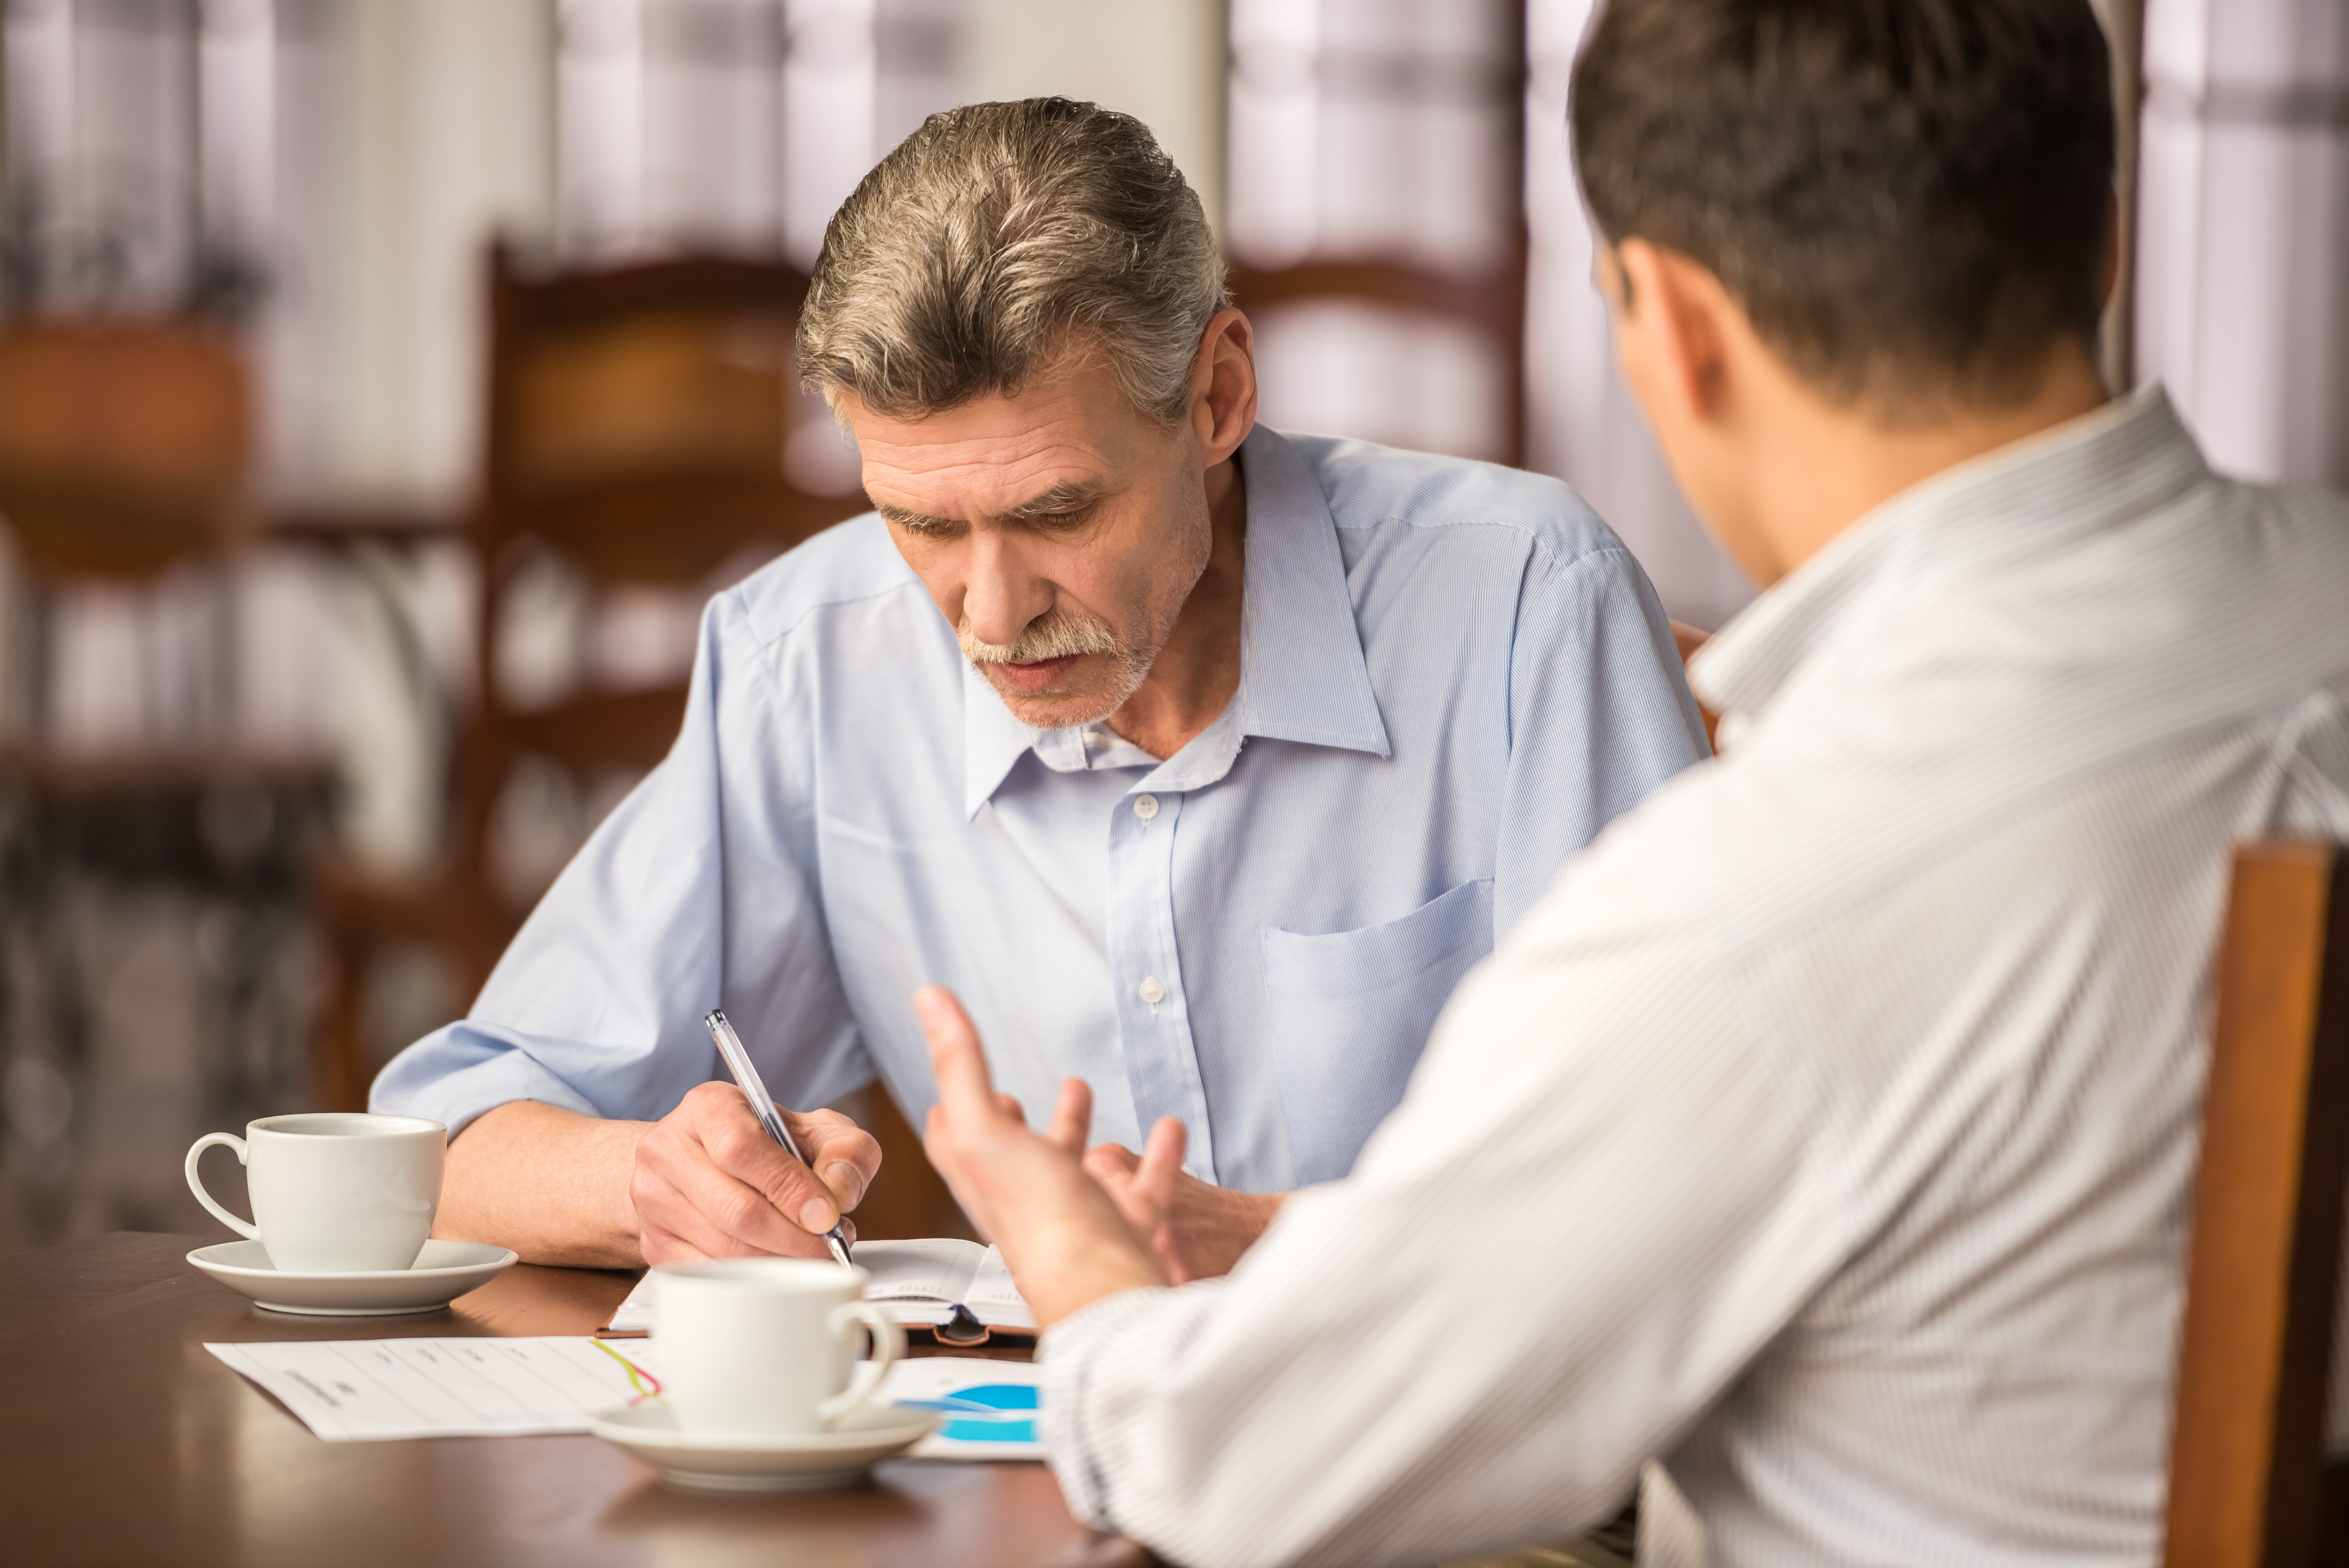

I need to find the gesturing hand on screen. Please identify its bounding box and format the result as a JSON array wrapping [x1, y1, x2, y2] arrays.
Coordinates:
[[914, 985, 1185, 1328], [1082, 1144, 1286, 1283], [630, 1080, 881, 1263]]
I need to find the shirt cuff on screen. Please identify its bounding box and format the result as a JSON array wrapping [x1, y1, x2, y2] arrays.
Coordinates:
[[1038, 1285, 1188, 1532], [368, 1028, 604, 1137]]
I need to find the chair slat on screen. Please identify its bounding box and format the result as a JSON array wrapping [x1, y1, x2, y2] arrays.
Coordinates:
[[2165, 842, 2349, 1568]]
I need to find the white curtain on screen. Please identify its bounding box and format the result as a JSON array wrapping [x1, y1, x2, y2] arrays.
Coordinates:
[[1524, 0, 1753, 630], [2136, 0, 2349, 488]]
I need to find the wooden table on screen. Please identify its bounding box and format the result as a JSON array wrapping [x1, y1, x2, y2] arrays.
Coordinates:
[[0, 1233, 1146, 1568]]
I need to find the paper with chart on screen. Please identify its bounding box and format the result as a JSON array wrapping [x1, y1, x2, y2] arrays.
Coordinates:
[[206, 1336, 1045, 1458], [600, 1238, 1037, 1336]]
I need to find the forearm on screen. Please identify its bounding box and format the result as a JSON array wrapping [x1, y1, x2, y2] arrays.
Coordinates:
[[435, 1100, 649, 1268]]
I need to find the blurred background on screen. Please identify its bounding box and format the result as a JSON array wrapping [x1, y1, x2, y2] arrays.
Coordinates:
[[0, 0, 2341, 1254]]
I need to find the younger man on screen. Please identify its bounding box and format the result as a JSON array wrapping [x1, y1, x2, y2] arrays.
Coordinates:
[[913, 2, 2349, 1564]]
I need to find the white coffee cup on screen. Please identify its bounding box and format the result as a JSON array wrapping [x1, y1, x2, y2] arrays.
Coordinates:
[[653, 1259, 905, 1438], [185, 1112, 446, 1273]]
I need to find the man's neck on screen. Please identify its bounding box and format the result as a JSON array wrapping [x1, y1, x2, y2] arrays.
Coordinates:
[[1105, 457, 1248, 760], [1746, 345, 2112, 584]]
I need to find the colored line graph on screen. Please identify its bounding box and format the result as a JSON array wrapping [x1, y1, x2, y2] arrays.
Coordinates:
[[591, 1338, 663, 1404]]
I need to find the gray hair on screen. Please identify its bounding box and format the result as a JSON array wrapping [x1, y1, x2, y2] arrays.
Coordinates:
[[797, 98, 1228, 426]]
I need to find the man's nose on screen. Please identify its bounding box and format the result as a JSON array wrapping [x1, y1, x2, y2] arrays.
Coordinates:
[[961, 530, 1054, 647]]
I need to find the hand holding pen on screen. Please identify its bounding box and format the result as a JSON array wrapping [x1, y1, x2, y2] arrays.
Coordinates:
[[622, 1015, 880, 1264], [706, 1008, 855, 1265]]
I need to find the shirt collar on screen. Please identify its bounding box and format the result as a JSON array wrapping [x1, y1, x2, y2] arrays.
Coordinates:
[[1689, 387, 2208, 740], [962, 424, 1387, 816]]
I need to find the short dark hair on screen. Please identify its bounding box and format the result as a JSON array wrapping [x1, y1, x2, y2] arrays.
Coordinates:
[[1570, 0, 2114, 414]]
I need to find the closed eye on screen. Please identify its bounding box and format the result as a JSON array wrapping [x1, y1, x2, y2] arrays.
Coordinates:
[[1021, 503, 1098, 533]]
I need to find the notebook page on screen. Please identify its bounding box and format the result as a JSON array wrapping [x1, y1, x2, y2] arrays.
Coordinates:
[[854, 1238, 987, 1314], [597, 1238, 1022, 1335], [967, 1245, 1038, 1331]]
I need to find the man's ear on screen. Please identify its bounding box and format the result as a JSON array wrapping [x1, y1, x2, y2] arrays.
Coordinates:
[[1617, 238, 1731, 427], [1189, 307, 1257, 465]]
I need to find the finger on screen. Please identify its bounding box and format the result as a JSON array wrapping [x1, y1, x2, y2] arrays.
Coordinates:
[[921, 1104, 994, 1246], [914, 985, 1003, 1123], [664, 1093, 850, 1241], [631, 1157, 829, 1262], [1135, 1117, 1187, 1222], [641, 1155, 836, 1258], [1046, 1078, 1093, 1155], [1082, 1142, 1140, 1183], [781, 1107, 882, 1212], [994, 1093, 1026, 1122]]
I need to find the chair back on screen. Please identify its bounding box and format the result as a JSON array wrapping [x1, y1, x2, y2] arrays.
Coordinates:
[[1226, 254, 1527, 467], [457, 245, 866, 924], [0, 321, 250, 579], [2165, 841, 2349, 1568]]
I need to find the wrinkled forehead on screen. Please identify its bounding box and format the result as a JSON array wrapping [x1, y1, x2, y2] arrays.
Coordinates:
[[841, 362, 1158, 523]]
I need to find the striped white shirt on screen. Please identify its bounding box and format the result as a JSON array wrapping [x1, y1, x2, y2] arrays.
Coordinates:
[[1037, 390, 2349, 1568]]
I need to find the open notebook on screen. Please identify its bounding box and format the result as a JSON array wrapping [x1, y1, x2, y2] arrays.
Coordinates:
[[601, 1238, 1037, 1336]]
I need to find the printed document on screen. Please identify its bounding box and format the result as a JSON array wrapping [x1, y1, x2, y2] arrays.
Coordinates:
[[205, 1337, 1044, 1458]]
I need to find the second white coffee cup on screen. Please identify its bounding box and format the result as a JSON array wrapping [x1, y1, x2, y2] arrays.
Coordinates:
[[185, 1112, 446, 1273], [654, 1259, 904, 1437]]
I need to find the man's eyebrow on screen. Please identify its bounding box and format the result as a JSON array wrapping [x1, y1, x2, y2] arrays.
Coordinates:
[[872, 501, 961, 531], [1002, 481, 1105, 520], [875, 481, 1105, 531]]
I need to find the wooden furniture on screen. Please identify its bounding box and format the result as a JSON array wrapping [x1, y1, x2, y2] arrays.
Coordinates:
[[1227, 250, 1527, 468], [0, 323, 336, 1220], [0, 321, 249, 579], [312, 246, 867, 1112], [0, 1230, 1142, 1567], [2164, 841, 2349, 1568], [1224, 0, 1530, 470]]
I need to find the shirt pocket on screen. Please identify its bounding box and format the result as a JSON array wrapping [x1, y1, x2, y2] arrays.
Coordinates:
[[1258, 877, 1495, 1186]]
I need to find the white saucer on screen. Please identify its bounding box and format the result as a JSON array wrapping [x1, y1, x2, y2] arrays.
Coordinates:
[[187, 1239, 518, 1315], [587, 1401, 941, 1492]]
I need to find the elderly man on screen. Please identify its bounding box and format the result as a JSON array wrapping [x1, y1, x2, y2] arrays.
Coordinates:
[[914, 4, 2349, 1566], [372, 98, 1706, 1268]]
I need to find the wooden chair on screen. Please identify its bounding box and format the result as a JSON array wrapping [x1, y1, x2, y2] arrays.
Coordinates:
[[2165, 840, 2349, 1567], [312, 246, 865, 1110], [1227, 249, 1528, 469], [1226, 0, 1530, 472], [0, 322, 336, 1214]]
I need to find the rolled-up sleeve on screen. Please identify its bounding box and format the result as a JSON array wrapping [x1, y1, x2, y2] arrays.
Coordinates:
[[370, 588, 869, 1134]]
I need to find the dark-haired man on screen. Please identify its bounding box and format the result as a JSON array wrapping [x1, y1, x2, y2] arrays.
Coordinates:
[[912, 2, 2349, 1564]]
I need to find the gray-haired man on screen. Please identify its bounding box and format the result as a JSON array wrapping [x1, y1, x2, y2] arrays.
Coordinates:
[[373, 98, 1707, 1270]]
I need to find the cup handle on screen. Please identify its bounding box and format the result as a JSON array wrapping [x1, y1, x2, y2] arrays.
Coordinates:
[[185, 1133, 260, 1241], [817, 1301, 905, 1426]]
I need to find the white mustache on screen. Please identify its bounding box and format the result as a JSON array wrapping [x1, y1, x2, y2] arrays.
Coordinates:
[[958, 609, 1123, 665]]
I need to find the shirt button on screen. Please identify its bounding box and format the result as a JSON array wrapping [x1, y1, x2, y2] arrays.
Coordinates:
[[1132, 793, 1159, 821], [1137, 976, 1166, 1007]]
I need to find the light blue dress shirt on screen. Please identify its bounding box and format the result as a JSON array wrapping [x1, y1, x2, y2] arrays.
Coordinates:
[[371, 426, 1708, 1191]]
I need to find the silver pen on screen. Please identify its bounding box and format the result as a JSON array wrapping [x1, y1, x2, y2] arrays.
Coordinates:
[[704, 1007, 854, 1267]]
